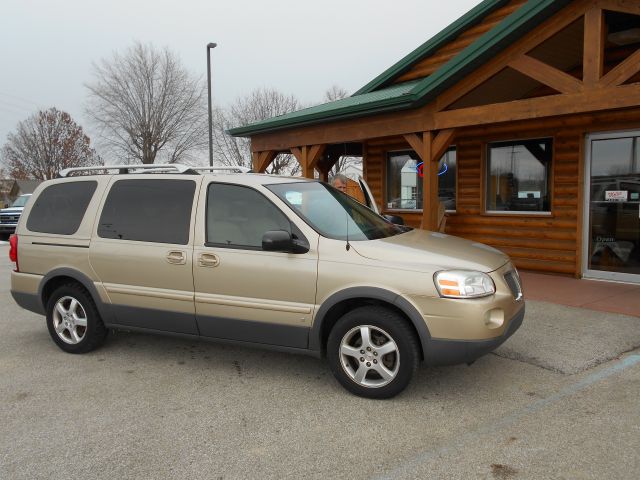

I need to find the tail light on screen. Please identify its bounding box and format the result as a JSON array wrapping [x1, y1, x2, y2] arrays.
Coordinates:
[[9, 234, 18, 272]]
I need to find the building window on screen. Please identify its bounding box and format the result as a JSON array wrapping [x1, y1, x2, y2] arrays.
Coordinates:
[[386, 148, 457, 211], [486, 138, 552, 213]]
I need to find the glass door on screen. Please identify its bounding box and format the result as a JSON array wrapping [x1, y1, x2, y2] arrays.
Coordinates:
[[584, 131, 640, 282]]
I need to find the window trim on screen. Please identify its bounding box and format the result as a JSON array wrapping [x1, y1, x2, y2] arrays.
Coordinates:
[[384, 146, 457, 214], [484, 137, 553, 215], [204, 181, 308, 252]]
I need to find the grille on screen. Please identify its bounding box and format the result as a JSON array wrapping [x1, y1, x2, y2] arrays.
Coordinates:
[[0, 214, 19, 223], [504, 270, 522, 300]]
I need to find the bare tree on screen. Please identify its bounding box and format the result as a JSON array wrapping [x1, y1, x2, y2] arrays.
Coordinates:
[[212, 88, 302, 175], [320, 86, 362, 178], [1, 108, 98, 179], [323, 85, 350, 103], [85, 42, 207, 165]]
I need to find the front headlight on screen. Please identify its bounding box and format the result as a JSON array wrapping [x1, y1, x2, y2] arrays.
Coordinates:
[[434, 270, 496, 299]]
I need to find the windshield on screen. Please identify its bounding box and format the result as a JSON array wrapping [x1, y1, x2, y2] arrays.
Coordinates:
[[267, 182, 410, 241], [11, 195, 30, 207]]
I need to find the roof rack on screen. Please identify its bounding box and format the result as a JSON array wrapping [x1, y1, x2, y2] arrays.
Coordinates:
[[58, 164, 197, 177], [191, 166, 252, 174]]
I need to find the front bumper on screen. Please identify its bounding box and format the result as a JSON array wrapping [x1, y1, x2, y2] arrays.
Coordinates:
[[423, 305, 525, 366], [0, 224, 17, 233]]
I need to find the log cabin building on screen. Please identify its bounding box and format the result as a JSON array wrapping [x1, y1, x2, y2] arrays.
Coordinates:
[[229, 0, 640, 283]]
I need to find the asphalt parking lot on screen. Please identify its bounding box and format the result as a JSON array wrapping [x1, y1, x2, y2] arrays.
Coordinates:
[[1, 244, 639, 480]]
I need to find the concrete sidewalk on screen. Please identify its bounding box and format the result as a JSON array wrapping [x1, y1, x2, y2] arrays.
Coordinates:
[[519, 270, 640, 317]]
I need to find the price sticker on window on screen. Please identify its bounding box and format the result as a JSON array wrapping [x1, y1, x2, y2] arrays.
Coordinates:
[[605, 191, 628, 202]]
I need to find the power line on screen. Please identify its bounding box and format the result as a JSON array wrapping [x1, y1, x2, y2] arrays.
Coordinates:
[[0, 105, 28, 117], [0, 92, 40, 107], [0, 99, 35, 113]]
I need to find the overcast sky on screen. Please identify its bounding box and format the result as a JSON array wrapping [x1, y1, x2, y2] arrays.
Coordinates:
[[1, 0, 479, 149]]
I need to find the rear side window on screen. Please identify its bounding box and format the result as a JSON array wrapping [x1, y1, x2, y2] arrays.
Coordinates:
[[27, 181, 97, 235], [98, 179, 196, 245]]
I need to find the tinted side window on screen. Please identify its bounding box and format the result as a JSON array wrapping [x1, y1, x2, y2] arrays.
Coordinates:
[[27, 181, 97, 235], [207, 183, 291, 249], [98, 179, 195, 245]]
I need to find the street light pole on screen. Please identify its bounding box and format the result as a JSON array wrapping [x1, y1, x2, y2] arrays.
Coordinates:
[[206, 42, 217, 167]]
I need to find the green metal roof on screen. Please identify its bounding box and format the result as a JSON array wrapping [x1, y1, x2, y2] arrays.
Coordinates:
[[354, 0, 511, 95], [229, 0, 572, 138], [228, 81, 419, 137]]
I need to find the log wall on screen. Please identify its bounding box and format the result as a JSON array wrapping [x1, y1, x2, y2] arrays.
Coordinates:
[[364, 108, 640, 276]]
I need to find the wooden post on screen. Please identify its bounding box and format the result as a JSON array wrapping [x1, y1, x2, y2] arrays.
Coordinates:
[[318, 168, 330, 182], [290, 145, 326, 179], [420, 131, 439, 231], [301, 147, 315, 178], [405, 130, 455, 231]]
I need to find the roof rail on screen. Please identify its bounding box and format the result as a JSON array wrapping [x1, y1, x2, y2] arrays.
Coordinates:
[[58, 164, 197, 177], [191, 166, 252, 173]]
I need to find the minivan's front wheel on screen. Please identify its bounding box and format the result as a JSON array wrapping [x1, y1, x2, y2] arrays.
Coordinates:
[[46, 283, 108, 354], [327, 306, 419, 399]]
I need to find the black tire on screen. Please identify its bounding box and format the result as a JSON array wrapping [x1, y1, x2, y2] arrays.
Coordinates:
[[45, 282, 108, 354], [327, 305, 420, 399]]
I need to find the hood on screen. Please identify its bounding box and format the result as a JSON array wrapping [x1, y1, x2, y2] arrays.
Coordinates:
[[350, 229, 509, 273]]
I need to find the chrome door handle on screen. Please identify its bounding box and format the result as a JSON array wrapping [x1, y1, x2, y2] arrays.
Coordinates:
[[199, 253, 220, 267], [166, 250, 186, 265]]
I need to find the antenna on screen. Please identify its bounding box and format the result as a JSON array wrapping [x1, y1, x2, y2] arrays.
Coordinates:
[[345, 209, 351, 251]]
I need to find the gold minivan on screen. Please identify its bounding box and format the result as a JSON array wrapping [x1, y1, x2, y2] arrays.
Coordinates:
[[9, 165, 524, 398]]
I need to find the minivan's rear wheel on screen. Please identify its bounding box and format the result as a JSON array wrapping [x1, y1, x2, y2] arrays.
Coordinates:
[[327, 306, 419, 399], [46, 283, 108, 353]]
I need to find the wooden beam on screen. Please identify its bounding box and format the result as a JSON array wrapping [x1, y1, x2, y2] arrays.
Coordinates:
[[434, 83, 640, 129], [420, 132, 439, 231], [252, 107, 432, 153], [403, 133, 424, 157], [436, 0, 591, 111], [596, 0, 640, 16], [290, 147, 303, 164], [431, 128, 456, 162], [583, 8, 605, 87], [253, 151, 277, 173], [599, 49, 640, 87], [510, 55, 584, 94], [307, 144, 326, 170]]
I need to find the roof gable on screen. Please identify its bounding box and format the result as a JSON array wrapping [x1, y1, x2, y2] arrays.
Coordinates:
[[354, 0, 513, 95], [229, 0, 573, 137]]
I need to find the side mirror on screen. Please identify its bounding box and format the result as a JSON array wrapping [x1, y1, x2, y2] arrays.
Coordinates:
[[3, 203, 8, 209], [383, 214, 405, 225], [262, 230, 309, 254]]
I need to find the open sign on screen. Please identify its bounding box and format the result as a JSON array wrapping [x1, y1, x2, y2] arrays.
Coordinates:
[[605, 191, 628, 202]]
